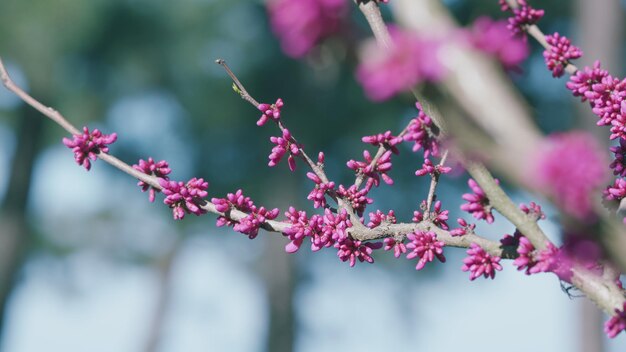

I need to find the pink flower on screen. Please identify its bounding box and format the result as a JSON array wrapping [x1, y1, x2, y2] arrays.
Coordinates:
[[610, 138, 626, 177], [461, 178, 495, 223], [257, 99, 284, 126], [543, 33, 583, 78], [383, 238, 406, 258], [529, 242, 573, 282], [362, 130, 403, 154], [605, 302, 626, 338], [406, 231, 446, 270], [307, 173, 335, 209], [415, 158, 452, 177], [62, 126, 117, 171], [160, 177, 209, 220], [367, 210, 397, 228], [404, 102, 439, 157], [269, 128, 300, 171], [530, 132, 607, 219], [604, 178, 626, 202], [267, 0, 347, 57], [450, 218, 475, 237], [503, 0, 544, 37], [461, 243, 502, 280], [133, 158, 171, 202], [356, 27, 443, 101], [212, 189, 255, 227], [234, 206, 280, 239], [283, 207, 311, 253], [519, 202, 546, 221], [347, 150, 394, 190], [513, 235, 536, 274], [566, 61, 609, 102], [337, 184, 372, 216], [336, 238, 383, 267], [468, 17, 529, 69]]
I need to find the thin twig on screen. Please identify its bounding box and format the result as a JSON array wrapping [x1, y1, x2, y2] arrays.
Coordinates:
[[215, 59, 260, 107]]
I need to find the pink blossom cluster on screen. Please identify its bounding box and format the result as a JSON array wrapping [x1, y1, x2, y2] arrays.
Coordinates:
[[257, 99, 283, 126], [283, 208, 383, 267], [267, 0, 347, 58], [269, 128, 300, 171], [133, 158, 171, 202], [499, 0, 544, 36], [606, 303, 626, 338], [63, 126, 117, 171], [543, 33, 583, 78], [306, 172, 335, 209], [530, 132, 607, 220], [362, 131, 403, 155], [356, 27, 443, 101], [462, 243, 502, 280], [337, 184, 372, 216], [347, 150, 394, 190], [160, 178, 209, 220], [406, 231, 446, 270], [413, 200, 449, 230], [212, 189, 279, 239], [467, 16, 529, 69], [450, 218, 476, 237], [415, 158, 452, 177], [404, 102, 439, 157], [461, 178, 495, 223], [567, 61, 626, 139]]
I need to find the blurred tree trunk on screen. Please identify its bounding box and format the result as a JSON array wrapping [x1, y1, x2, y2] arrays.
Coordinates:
[[575, 1, 624, 351], [259, 180, 296, 352], [0, 106, 44, 343]]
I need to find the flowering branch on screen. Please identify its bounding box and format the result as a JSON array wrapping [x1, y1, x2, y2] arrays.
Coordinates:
[[355, 0, 625, 320]]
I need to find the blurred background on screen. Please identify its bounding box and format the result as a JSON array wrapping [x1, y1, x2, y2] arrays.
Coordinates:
[[0, 0, 625, 351]]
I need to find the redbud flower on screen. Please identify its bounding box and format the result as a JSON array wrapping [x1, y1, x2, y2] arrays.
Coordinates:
[[383, 238, 407, 258], [605, 302, 626, 338], [336, 238, 383, 267], [519, 202, 546, 221], [468, 17, 529, 69], [566, 61, 609, 102], [415, 200, 450, 229], [462, 243, 502, 280], [212, 189, 255, 227], [337, 184, 373, 216], [404, 102, 439, 157], [347, 150, 394, 190], [133, 158, 171, 202], [406, 231, 446, 270], [530, 132, 607, 219], [604, 178, 626, 202], [356, 27, 443, 101], [529, 242, 573, 282], [513, 235, 536, 274], [234, 206, 280, 239], [269, 128, 300, 171], [505, 0, 544, 37], [62, 126, 117, 171], [309, 209, 351, 252], [257, 99, 284, 126], [307, 172, 335, 209], [543, 33, 582, 78], [283, 207, 311, 253], [610, 138, 626, 177], [461, 178, 495, 223], [267, 0, 347, 57], [367, 210, 396, 228], [362, 131, 403, 154], [160, 177, 208, 220], [415, 158, 452, 177], [450, 218, 475, 236]]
